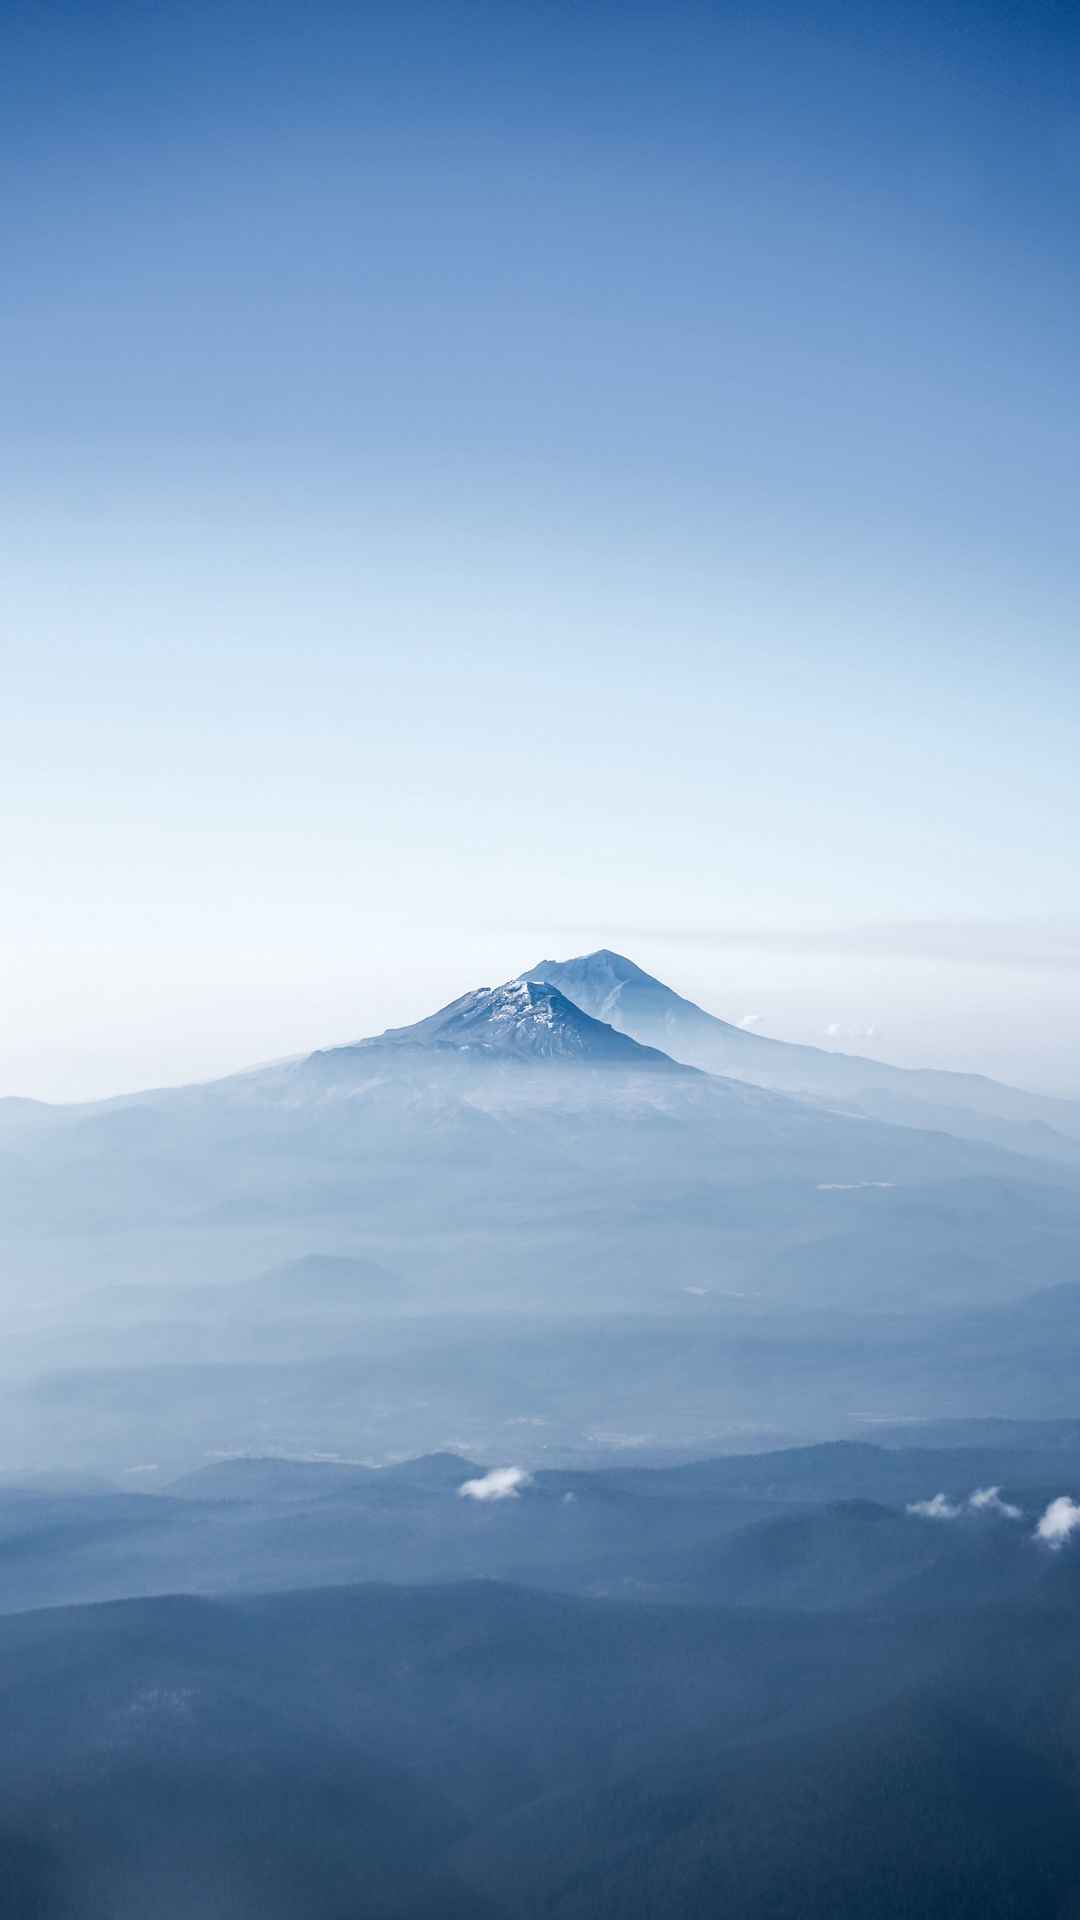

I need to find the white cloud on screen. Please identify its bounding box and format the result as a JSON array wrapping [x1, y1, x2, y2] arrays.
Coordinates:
[[907, 1492, 962, 1520], [457, 1466, 533, 1503], [825, 1021, 881, 1041], [737, 1012, 763, 1030], [1035, 1496, 1080, 1548], [969, 1485, 1022, 1520], [909, 1487, 1025, 1522]]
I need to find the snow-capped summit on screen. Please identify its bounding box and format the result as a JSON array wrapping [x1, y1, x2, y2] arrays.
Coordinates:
[[365, 977, 680, 1068]]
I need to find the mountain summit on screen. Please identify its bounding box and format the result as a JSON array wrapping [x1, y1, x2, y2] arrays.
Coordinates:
[[365, 978, 680, 1069], [519, 951, 736, 1049]]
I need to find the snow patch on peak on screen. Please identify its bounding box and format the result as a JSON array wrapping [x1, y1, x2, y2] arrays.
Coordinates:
[[486, 981, 554, 1025]]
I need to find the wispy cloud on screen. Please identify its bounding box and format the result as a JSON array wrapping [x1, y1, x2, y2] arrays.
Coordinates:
[[908, 1487, 1023, 1522], [1035, 1496, 1080, 1547], [817, 1181, 895, 1191], [969, 1486, 1022, 1520], [907, 1492, 962, 1519], [458, 1466, 532, 1503], [737, 1012, 763, 1030]]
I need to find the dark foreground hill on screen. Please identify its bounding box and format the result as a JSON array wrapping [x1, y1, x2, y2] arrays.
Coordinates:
[[3, 1558, 1080, 1918]]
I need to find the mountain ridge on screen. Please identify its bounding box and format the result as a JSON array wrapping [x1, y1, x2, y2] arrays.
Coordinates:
[[521, 950, 1080, 1162]]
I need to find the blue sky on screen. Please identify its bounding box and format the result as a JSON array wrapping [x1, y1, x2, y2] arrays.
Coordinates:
[[3, 0, 1079, 1098]]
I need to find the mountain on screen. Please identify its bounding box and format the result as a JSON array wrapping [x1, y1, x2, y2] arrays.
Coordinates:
[[79, 975, 695, 1117], [6, 963, 1080, 1475], [363, 978, 683, 1068], [521, 950, 1080, 1161], [4, 962, 1065, 1278]]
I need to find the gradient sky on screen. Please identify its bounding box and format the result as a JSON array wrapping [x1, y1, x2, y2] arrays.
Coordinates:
[[3, 0, 1079, 1101]]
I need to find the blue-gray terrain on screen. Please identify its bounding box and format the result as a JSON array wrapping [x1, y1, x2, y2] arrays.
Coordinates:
[[3, 956, 1080, 1915], [3, 1433, 1080, 1916], [2, 954, 1080, 1474]]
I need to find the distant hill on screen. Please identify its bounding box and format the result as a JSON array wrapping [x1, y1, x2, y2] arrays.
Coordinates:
[[657, 1496, 1037, 1611], [0, 1436, 1077, 1617]]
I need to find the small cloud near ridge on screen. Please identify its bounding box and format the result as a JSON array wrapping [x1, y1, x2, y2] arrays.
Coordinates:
[[970, 1485, 1022, 1519], [1035, 1496, 1080, 1547], [458, 1466, 533, 1503], [908, 1487, 1023, 1522], [908, 1492, 962, 1520]]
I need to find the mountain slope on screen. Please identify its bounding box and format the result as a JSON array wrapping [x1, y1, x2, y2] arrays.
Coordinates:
[[126, 976, 692, 1113], [3, 969, 1080, 1320], [521, 950, 1080, 1161], [358, 978, 684, 1068], [5, 967, 1080, 1486]]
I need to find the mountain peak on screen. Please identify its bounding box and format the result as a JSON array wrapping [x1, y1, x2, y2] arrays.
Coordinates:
[[524, 950, 661, 990], [518, 949, 687, 1032], [366, 977, 682, 1068]]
